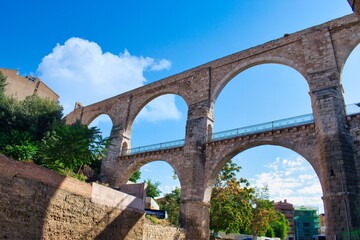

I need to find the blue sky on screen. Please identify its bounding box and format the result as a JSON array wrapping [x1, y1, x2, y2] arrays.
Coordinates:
[[1, 0, 359, 214]]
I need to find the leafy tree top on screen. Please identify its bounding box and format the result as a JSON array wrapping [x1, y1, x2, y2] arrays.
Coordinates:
[[210, 160, 255, 234], [145, 179, 162, 198], [129, 170, 141, 183]]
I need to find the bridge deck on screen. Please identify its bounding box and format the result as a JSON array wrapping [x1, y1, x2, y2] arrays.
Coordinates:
[[126, 103, 360, 155]]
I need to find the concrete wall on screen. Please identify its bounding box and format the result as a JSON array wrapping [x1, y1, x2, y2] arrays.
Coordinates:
[[0, 68, 59, 101], [0, 155, 185, 240], [92, 182, 146, 210]]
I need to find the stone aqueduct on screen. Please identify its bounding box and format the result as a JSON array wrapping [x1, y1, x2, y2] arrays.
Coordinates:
[[66, 12, 360, 239]]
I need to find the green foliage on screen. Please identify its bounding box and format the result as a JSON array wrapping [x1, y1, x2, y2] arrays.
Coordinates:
[[210, 160, 255, 234], [59, 168, 88, 181], [0, 94, 63, 140], [146, 214, 161, 224], [159, 187, 181, 226], [0, 73, 109, 182], [0, 130, 38, 162], [0, 81, 61, 163], [129, 170, 141, 183], [213, 159, 241, 187], [20, 95, 63, 140], [145, 179, 162, 198], [270, 211, 290, 240], [266, 227, 275, 238], [39, 121, 108, 174], [248, 187, 278, 238]]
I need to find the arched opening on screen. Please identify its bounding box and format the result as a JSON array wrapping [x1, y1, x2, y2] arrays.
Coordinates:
[[214, 63, 311, 133], [127, 160, 181, 226], [86, 114, 113, 182], [209, 145, 323, 239], [131, 94, 188, 151], [88, 114, 113, 138], [341, 44, 360, 114]]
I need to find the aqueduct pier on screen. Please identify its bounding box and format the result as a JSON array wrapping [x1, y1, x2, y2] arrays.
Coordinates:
[[66, 13, 360, 239]]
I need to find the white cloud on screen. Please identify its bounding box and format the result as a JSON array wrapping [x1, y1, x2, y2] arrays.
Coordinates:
[[136, 95, 181, 123], [150, 59, 171, 71], [297, 182, 322, 195], [299, 174, 316, 182], [265, 157, 280, 171], [37, 37, 176, 121], [249, 155, 324, 213]]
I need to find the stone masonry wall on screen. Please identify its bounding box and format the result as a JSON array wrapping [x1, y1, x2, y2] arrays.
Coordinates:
[[0, 155, 185, 240], [143, 222, 185, 240]]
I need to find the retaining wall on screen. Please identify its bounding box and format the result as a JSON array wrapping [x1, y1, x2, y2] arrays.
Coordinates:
[[0, 155, 185, 239]]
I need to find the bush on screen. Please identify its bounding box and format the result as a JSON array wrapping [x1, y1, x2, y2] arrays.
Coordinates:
[[0, 130, 38, 162]]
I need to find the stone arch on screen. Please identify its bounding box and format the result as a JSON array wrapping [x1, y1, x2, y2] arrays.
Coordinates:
[[87, 113, 114, 128], [126, 93, 189, 152], [118, 157, 184, 189], [82, 110, 115, 127], [340, 43, 360, 107], [338, 29, 360, 75], [212, 56, 308, 102], [127, 92, 190, 132], [206, 141, 320, 193]]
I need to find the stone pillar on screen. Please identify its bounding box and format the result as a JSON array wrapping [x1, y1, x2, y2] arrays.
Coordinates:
[[180, 101, 212, 240], [180, 68, 213, 240], [180, 200, 210, 240], [100, 123, 130, 187], [303, 26, 360, 237], [309, 68, 359, 238]]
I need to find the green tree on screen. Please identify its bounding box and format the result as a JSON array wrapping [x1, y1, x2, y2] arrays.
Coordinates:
[[210, 160, 255, 234], [145, 179, 162, 198], [0, 94, 62, 141], [270, 211, 290, 240], [129, 170, 141, 182], [0, 84, 62, 162], [249, 187, 278, 239], [159, 187, 181, 226], [266, 227, 275, 238], [39, 121, 108, 176], [19, 95, 63, 140], [0, 130, 38, 161]]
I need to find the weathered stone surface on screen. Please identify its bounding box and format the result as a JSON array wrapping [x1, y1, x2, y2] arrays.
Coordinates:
[[0, 156, 186, 240], [143, 222, 185, 240]]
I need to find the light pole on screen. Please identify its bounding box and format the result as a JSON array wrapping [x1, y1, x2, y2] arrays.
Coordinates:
[[251, 202, 257, 240]]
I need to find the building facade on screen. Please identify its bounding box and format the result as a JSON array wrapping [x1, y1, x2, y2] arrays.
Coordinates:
[[294, 206, 320, 240], [319, 214, 326, 235], [274, 199, 295, 240], [0, 68, 59, 102]]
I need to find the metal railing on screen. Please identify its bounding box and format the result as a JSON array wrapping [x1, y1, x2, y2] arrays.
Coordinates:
[[125, 139, 185, 155], [125, 103, 360, 155], [212, 113, 314, 141]]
